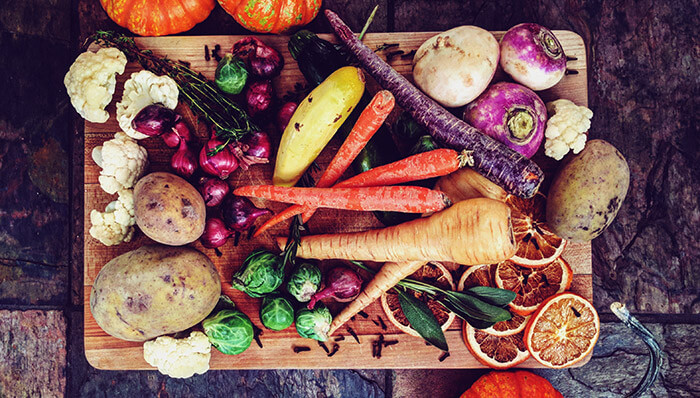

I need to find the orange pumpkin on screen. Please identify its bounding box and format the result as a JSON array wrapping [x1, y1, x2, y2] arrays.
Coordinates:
[[100, 0, 216, 37], [461, 371, 563, 398], [218, 0, 322, 34]]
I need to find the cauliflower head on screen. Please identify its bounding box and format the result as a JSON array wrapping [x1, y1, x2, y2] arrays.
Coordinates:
[[143, 331, 211, 379], [89, 189, 135, 246], [64, 47, 127, 123], [544, 99, 593, 160], [92, 132, 148, 195], [117, 70, 179, 139]]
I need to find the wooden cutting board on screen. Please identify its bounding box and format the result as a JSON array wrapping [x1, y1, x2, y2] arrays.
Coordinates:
[[84, 31, 591, 370]]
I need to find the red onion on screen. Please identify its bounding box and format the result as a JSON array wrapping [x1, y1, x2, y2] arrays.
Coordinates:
[[232, 37, 284, 79], [221, 196, 271, 233], [170, 138, 197, 178], [199, 138, 238, 179], [277, 102, 297, 132], [200, 218, 232, 248], [307, 266, 362, 309], [161, 130, 181, 148], [172, 120, 193, 143], [132, 104, 179, 137], [241, 131, 271, 160], [198, 177, 230, 207], [245, 80, 274, 118]]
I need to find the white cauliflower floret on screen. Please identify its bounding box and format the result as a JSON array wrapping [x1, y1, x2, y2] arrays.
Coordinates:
[[544, 99, 593, 160], [143, 331, 211, 379], [92, 132, 148, 195], [117, 70, 179, 140], [64, 48, 127, 123], [89, 189, 135, 246]]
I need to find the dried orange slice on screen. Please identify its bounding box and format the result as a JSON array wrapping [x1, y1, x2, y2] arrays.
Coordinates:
[[381, 262, 456, 337], [495, 258, 572, 316], [458, 264, 530, 336], [506, 193, 566, 267], [462, 323, 530, 369], [525, 292, 600, 368]]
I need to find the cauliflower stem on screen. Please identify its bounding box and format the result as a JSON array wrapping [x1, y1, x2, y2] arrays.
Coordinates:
[[88, 31, 257, 154]]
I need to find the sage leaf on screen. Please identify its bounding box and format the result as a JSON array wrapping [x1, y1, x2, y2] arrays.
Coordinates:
[[444, 292, 512, 323], [464, 286, 516, 307], [397, 289, 448, 351], [464, 316, 496, 330]]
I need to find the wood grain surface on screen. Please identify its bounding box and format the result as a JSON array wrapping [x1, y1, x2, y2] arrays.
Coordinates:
[[84, 31, 590, 370]]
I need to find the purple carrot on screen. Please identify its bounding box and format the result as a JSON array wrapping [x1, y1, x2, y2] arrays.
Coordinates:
[[324, 10, 544, 198]]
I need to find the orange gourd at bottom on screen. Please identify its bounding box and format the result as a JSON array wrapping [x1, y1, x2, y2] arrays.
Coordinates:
[[461, 370, 563, 398]]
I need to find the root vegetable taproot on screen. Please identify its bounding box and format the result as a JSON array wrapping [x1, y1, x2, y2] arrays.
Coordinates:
[[329, 261, 426, 335], [325, 10, 543, 199], [276, 198, 516, 265], [235, 185, 451, 214], [253, 148, 469, 237]]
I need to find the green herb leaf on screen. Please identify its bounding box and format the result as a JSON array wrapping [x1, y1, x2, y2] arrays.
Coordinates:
[[464, 286, 517, 307], [397, 289, 448, 351], [443, 292, 512, 323], [463, 316, 497, 330]]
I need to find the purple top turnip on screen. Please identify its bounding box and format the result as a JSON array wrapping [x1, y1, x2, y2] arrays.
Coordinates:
[[500, 23, 566, 91], [463, 82, 546, 158]]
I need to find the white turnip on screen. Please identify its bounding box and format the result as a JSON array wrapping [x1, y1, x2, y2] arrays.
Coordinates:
[[413, 26, 500, 107]]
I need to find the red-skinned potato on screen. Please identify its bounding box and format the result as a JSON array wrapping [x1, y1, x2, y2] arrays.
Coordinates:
[[412, 26, 499, 107]]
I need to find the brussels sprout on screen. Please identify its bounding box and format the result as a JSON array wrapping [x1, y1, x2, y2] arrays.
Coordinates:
[[287, 263, 322, 302], [202, 309, 254, 355], [260, 294, 294, 331], [215, 54, 248, 95], [232, 249, 284, 298], [295, 302, 332, 341]]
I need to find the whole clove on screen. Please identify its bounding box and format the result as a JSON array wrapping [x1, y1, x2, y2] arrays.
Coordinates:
[[252, 324, 264, 348], [358, 311, 369, 318], [383, 340, 398, 347], [377, 316, 387, 330], [334, 335, 345, 342], [372, 334, 385, 358], [438, 352, 450, 362], [212, 44, 222, 62], [372, 319, 381, 327], [205, 45, 210, 61], [565, 69, 579, 75], [317, 341, 330, 354], [401, 49, 417, 59], [328, 343, 340, 357], [347, 326, 360, 344], [293, 346, 311, 353], [214, 248, 223, 257]]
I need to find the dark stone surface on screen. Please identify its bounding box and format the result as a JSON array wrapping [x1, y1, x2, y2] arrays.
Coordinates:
[[0, 310, 67, 398], [0, 0, 699, 397]]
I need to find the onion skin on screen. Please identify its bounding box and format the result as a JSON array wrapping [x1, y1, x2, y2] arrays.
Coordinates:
[[132, 104, 179, 138], [246, 80, 274, 118], [221, 196, 271, 233], [307, 266, 362, 309], [170, 139, 197, 178], [276, 102, 297, 133], [199, 138, 239, 179], [198, 177, 230, 207], [463, 82, 546, 158], [500, 23, 566, 91], [200, 218, 231, 248]]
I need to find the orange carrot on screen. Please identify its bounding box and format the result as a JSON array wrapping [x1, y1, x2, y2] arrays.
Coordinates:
[[334, 148, 468, 188], [254, 90, 394, 237], [253, 148, 467, 237], [234, 185, 451, 213], [276, 198, 516, 265]]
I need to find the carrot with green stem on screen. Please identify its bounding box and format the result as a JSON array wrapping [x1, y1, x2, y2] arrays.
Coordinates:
[[276, 198, 517, 266], [253, 148, 469, 237], [254, 90, 394, 237], [234, 185, 451, 213]]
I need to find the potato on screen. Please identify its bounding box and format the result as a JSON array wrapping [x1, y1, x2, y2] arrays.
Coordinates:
[[413, 26, 499, 107], [90, 245, 221, 341], [546, 140, 630, 242], [134, 172, 206, 246]]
